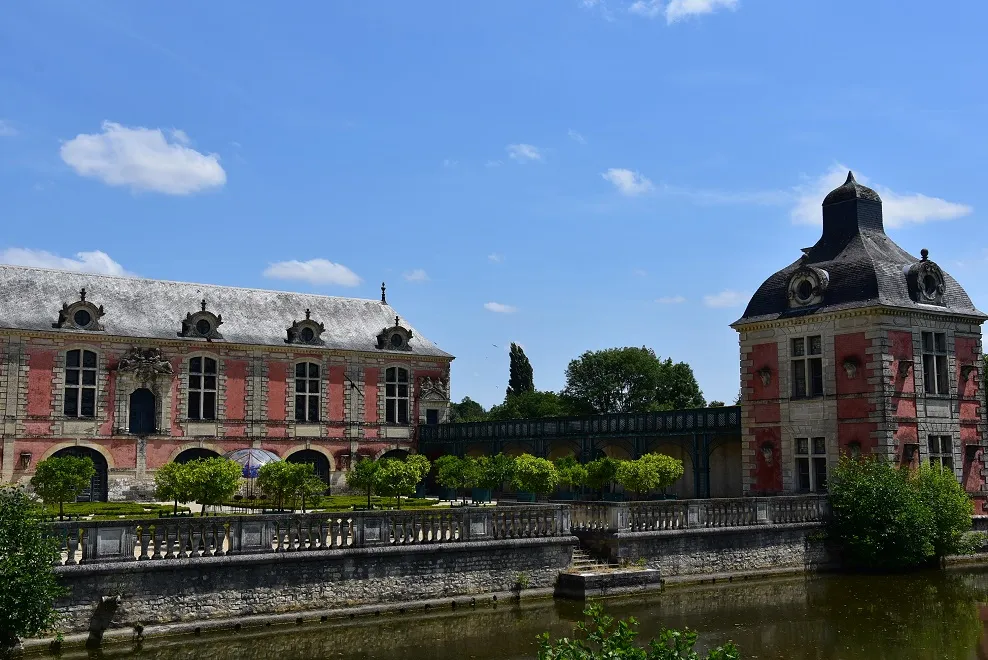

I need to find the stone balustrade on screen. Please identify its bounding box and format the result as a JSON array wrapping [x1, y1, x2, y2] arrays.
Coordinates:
[[44, 504, 573, 566], [570, 495, 830, 534]]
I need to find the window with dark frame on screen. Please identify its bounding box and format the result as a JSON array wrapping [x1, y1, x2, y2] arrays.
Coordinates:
[[295, 362, 320, 422], [385, 367, 409, 424], [928, 435, 953, 470], [795, 437, 828, 492], [792, 336, 823, 398], [64, 349, 97, 418], [187, 356, 217, 420], [922, 332, 949, 395], [426, 408, 439, 425]]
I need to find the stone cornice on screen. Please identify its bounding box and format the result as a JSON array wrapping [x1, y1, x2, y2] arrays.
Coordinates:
[[732, 305, 987, 334]]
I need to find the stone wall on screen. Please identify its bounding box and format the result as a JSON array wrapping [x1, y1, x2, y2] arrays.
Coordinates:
[[53, 537, 575, 633]]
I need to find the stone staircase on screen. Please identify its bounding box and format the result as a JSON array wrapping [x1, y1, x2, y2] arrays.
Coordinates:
[[570, 548, 617, 572]]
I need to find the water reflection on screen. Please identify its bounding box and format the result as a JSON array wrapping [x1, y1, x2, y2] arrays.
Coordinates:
[[53, 567, 988, 660]]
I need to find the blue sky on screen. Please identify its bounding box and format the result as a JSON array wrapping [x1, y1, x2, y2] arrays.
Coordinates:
[[2, 0, 987, 409]]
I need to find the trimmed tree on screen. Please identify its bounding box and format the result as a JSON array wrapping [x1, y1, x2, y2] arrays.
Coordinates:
[[346, 457, 380, 510], [375, 458, 427, 509], [435, 455, 466, 500], [506, 342, 535, 398], [615, 454, 684, 500], [185, 458, 243, 516], [30, 455, 96, 520], [512, 454, 559, 500], [555, 456, 588, 494], [154, 461, 194, 515], [0, 486, 66, 652], [477, 453, 517, 492], [585, 457, 620, 494], [257, 462, 323, 512]]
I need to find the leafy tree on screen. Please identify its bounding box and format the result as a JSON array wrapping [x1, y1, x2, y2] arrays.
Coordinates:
[[916, 463, 974, 561], [563, 347, 705, 414], [184, 458, 243, 516], [406, 454, 431, 483], [537, 602, 740, 660], [709, 401, 726, 407], [0, 486, 67, 653], [476, 453, 516, 491], [450, 396, 488, 422], [828, 458, 934, 571], [257, 462, 324, 512], [512, 454, 559, 498], [435, 455, 466, 494], [375, 458, 428, 509], [488, 390, 574, 420], [555, 456, 588, 491], [154, 461, 194, 515], [506, 342, 535, 398], [585, 457, 620, 492], [346, 457, 380, 509], [30, 455, 96, 521], [615, 454, 684, 499]]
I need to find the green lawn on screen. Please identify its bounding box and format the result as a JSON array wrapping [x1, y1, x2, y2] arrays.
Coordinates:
[[34, 501, 191, 520], [221, 495, 442, 512]]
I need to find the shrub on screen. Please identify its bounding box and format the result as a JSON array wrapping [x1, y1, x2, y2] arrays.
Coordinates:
[[615, 454, 684, 499], [257, 462, 324, 512], [183, 458, 243, 516], [537, 602, 740, 660], [30, 455, 96, 520], [585, 457, 620, 492], [555, 456, 588, 490], [0, 486, 66, 651], [827, 457, 973, 571], [346, 457, 380, 509], [513, 455, 559, 497]]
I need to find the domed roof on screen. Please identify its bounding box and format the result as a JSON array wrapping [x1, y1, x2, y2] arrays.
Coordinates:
[[822, 171, 882, 206]]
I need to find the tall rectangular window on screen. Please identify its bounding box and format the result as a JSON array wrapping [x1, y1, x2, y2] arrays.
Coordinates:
[[64, 349, 98, 418], [792, 336, 823, 398], [795, 437, 828, 492], [295, 362, 320, 422], [385, 367, 410, 424], [928, 435, 953, 470], [922, 332, 949, 395], [187, 357, 217, 420]]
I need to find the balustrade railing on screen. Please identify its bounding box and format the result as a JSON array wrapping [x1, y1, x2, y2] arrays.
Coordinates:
[[572, 495, 830, 534], [44, 505, 571, 567]]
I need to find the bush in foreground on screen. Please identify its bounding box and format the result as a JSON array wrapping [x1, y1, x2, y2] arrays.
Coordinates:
[[538, 603, 739, 660], [828, 458, 974, 571]]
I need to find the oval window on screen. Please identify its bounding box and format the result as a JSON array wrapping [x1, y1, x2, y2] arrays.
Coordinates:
[[195, 319, 212, 336], [922, 274, 939, 298], [390, 333, 404, 348], [73, 309, 92, 328], [796, 279, 814, 302], [300, 327, 315, 343]]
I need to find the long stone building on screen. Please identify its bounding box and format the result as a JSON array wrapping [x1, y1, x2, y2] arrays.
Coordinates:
[[0, 270, 452, 500], [733, 172, 987, 508]]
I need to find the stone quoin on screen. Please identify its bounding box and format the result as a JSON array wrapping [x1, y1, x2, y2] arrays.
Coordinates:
[[0, 271, 453, 499], [733, 172, 988, 507]]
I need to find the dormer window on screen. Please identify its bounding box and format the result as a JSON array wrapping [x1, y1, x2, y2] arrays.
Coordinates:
[[377, 315, 413, 351], [179, 299, 223, 341], [53, 288, 105, 331], [787, 267, 828, 309], [286, 309, 325, 345], [906, 249, 946, 306]]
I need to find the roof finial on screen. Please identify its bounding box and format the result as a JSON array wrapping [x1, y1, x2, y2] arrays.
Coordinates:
[[395, 315, 400, 327], [305, 308, 311, 319], [201, 298, 207, 312], [381, 282, 387, 304], [845, 171, 856, 184], [921, 248, 929, 261], [79, 287, 86, 302]]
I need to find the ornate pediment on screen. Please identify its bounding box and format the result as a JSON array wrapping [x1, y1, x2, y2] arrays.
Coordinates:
[[178, 299, 223, 341], [53, 287, 105, 331], [376, 315, 413, 351], [117, 347, 174, 382], [419, 376, 449, 401]]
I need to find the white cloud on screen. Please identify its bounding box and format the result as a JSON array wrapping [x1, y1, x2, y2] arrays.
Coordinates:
[[790, 163, 972, 228], [602, 168, 654, 196], [703, 290, 748, 308], [0, 248, 133, 276], [484, 302, 517, 314], [60, 121, 226, 195], [568, 129, 587, 144], [630, 0, 738, 22], [506, 143, 542, 163], [0, 120, 16, 137], [488, 253, 504, 263], [262, 259, 361, 287], [403, 268, 429, 282], [656, 295, 687, 304]]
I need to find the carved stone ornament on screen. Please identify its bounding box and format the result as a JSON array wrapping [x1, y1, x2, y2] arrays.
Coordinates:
[[178, 299, 223, 341], [842, 356, 860, 380], [787, 266, 829, 309], [117, 347, 174, 382], [52, 287, 105, 331], [757, 367, 772, 387], [961, 364, 978, 382], [897, 359, 914, 378], [419, 376, 450, 401], [286, 308, 326, 345], [376, 315, 413, 351], [905, 249, 946, 305], [760, 442, 774, 466]]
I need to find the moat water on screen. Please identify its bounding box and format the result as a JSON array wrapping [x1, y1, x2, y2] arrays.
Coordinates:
[[55, 567, 988, 660]]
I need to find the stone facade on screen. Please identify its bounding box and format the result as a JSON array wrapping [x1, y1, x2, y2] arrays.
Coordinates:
[[0, 267, 453, 499]]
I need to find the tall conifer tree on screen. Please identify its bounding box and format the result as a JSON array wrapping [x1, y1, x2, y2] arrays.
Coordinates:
[[506, 342, 535, 398]]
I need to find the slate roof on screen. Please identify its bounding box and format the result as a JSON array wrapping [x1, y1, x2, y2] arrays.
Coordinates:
[[0, 265, 453, 359], [735, 172, 985, 326]]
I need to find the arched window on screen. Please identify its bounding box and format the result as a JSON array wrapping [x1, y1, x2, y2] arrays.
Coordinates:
[[295, 362, 320, 422], [188, 356, 217, 420], [64, 349, 98, 418], [385, 366, 409, 424]]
